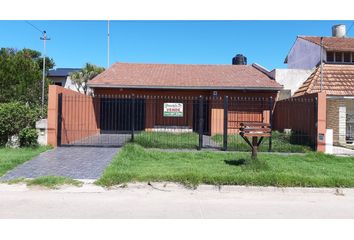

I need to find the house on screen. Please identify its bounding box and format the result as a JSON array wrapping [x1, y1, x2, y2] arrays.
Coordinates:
[[85, 59, 282, 136], [285, 25, 354, 69], [294, 64, 354, 144], [277, 24, 354, 96], [48, 68, 81, 91], [287, 24, 354, 145]]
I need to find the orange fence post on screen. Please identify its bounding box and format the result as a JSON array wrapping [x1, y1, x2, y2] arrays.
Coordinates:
[[316, 92, 327, 152]]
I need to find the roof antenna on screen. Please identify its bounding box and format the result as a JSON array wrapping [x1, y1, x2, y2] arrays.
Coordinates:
[[107, 20, 110, 68], [320, 37, 323, 91]]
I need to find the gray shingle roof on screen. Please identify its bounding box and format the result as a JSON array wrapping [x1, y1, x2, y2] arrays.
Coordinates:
[[48, 68, 81, 77]]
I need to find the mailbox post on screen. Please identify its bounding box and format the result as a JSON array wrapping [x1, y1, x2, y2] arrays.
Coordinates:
[[239, 122, 271, 159]]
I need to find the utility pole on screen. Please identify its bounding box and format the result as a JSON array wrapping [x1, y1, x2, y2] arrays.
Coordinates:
[[40, 31, 50, 117], [107, 20, 110, 68], [320, 36, 323, 91]]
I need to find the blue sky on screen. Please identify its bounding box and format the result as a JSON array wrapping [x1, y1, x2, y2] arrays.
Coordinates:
[[0, 20, 353, 70]]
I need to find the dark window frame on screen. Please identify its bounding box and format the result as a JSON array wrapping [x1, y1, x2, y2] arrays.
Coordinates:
[[326, 51, 334, 62], [335, 52, 343, 63], [344, 52, 351, 63]]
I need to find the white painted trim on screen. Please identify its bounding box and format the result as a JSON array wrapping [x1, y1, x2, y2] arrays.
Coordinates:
[[326, 96, 354, 99]]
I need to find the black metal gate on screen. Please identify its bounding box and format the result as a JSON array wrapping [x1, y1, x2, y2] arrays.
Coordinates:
[[57, 94, 141, 147], [100, 97, 145, 133]]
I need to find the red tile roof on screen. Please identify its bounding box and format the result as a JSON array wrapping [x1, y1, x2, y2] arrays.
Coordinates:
[[88, 62, 282, 90], [294, 64, 354, 96], [299, 36, 354, 51]]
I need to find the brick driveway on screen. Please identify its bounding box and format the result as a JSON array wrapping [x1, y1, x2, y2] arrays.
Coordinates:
[[0, 147, 120, 181]]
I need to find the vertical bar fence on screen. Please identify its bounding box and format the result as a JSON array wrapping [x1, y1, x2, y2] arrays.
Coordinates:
[[55, 93, 317, 153]]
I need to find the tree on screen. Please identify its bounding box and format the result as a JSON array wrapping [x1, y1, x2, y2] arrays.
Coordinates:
[[22, 48, 55, 71], [70, 63, 105, 95], [0, 48, 55, 106]]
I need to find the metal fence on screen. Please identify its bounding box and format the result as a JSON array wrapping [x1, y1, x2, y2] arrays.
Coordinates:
[[273, 95, 318, 151], [57, 93, 317, 152], [57, 93, 274, 150]]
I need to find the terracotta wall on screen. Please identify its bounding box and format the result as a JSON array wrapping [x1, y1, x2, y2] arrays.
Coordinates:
[[60, 94, 100, 145], [47, 85, 100, 146], [273, 92, 326, 152]]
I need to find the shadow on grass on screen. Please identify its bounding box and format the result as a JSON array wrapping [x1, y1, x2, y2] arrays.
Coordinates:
[[224, 159, 247, 166], [224, 158, 269, 171]]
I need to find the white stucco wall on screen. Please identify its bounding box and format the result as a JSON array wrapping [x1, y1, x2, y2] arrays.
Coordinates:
[[271, 68, 314, 96], [287, 38, 325, 69], [64, 76, 80, 91]]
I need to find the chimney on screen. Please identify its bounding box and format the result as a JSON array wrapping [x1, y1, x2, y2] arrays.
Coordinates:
[[332, 24, 346, 38], [232, 54, 247, 65]]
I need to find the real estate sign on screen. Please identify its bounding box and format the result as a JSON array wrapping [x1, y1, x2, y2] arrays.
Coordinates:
[[163, 103, 183, 117]]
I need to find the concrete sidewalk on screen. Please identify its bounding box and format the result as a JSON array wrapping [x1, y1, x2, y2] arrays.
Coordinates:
[[0, 182, 353, 218]]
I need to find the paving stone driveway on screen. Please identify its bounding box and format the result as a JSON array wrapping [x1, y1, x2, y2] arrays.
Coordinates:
[[1, 147, 120, 181]]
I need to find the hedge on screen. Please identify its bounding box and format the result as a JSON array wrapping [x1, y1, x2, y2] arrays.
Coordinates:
[[0, 102, 41, 146]]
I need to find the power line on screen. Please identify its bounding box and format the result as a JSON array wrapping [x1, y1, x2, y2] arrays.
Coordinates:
[[25, 20, 43, 34], [25, 20, 50, 117], [347, 22, 354, 35]]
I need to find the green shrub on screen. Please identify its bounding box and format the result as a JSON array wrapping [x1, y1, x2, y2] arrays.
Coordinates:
[[0, 102, 41, 146], [19, 127, 38, 147]]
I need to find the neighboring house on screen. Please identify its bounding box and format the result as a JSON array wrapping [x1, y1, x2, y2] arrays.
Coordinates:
[[48, 68, 81, 92], [86, 60, 282, 135], [275, 24, 354, 97], [285, 31, 354, 69], [294, 64, 354, 144], [290, 25, 354, 145]]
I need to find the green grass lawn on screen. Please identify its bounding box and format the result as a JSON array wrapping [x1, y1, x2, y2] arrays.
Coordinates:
[[211, 131, 313, 153], [6, 176, 82, 189], [97, 143, 354, 188], [134, 131, 312, 152], [26, 176, 82, 189], [134, 132, 199, 149], [0, 146, 50, 177]]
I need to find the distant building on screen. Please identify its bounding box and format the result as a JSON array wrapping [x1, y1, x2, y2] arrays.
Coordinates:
[[48, 68, 81, 92], [252, 64, 311, 98], [270, 69, 313, 97]]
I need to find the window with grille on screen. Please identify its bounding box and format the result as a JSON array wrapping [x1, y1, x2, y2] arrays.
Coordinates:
[[326, 51, 354, 63], [344, 52, 351, 63]]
